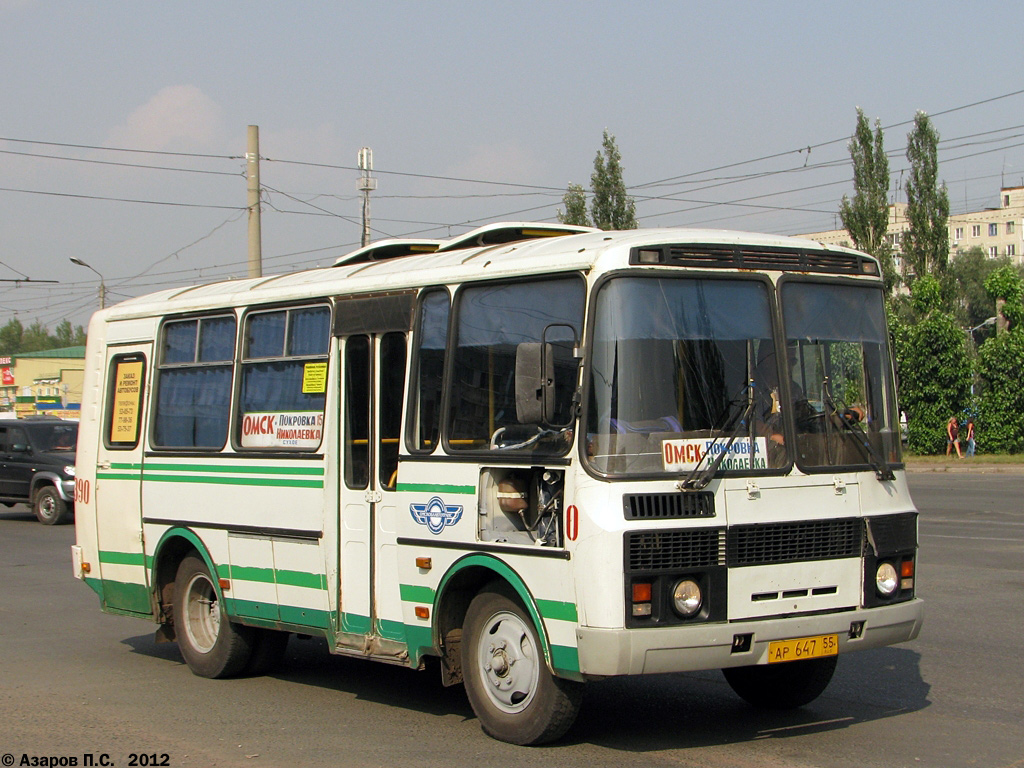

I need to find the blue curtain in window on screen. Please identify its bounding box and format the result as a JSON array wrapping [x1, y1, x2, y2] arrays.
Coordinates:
[[248, 312, 286, 358], [199, 316, 237, 361], [288, 307, 331, 356], [242, 361, 326, 413], [155, 366, 231, 448]]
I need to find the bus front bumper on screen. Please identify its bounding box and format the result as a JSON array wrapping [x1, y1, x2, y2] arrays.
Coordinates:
[[575, 599, 923, 677]]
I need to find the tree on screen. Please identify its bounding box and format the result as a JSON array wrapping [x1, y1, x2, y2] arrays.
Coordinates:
[[985, 264, 1024, 333], [590, 130, 637, 231], [557, 183, 591, 227], [949, 247, 1016, 335], [892, 275, 971, 453], [558, 132, 637, 231], [21, 320, 54, 353], [839, 108, 897, 292], [0, 318, 24, 353], [0, 317, 86, 354], [977, 267, 1024, 452], [902, 111, 950, 281]]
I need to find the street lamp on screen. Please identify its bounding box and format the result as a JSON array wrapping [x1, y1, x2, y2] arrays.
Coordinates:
[[69, 257, 106, 309]]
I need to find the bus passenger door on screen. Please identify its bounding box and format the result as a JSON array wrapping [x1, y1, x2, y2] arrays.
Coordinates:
[[95, 345, 152, 614], [337, 332, 408, 647]]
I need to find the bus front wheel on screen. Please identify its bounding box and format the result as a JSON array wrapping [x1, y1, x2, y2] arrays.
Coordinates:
[[461, 584, 581, 745], [173, 555, 253, 678], [723, 655, 837, 709]]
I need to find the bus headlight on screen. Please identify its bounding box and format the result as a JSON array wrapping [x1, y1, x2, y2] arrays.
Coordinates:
[[672, 579, 702, 617], [875, 562, 898, 596]]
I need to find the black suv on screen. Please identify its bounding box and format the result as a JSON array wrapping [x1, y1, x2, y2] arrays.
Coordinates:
[[0, 418, 78, 525]]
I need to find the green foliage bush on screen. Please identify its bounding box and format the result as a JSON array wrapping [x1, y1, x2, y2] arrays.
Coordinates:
[[893, 276, 972, 454], [976, 267, 1024, 453]]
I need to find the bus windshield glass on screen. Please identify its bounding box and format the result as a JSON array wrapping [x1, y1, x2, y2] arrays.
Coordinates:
[[781, 280, 901, 470], [585, 276, 784, 476]]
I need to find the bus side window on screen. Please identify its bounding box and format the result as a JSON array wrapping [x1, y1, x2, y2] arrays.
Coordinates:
[[153, 315, 235, 449], [378, 333, 407, 489], [408, 289, 449, 453], [344, 335, 370, 489], [238, 305, 330, 451]]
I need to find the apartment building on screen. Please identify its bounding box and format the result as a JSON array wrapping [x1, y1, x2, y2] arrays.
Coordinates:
[[799, 185, 1024, 265]]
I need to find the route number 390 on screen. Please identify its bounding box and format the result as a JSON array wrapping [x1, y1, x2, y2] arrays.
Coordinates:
[[75, 477, 90, 504]]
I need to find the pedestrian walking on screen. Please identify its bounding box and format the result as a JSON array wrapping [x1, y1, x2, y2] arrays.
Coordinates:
[[965, 418, 976, 457], [946, 416, 963, 458]]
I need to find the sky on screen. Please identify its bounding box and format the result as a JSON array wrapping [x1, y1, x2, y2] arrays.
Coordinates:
[[2, 1, 1024, 331]]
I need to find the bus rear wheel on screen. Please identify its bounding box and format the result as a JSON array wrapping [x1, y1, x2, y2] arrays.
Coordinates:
[[723, 655, 838, 709], [461, 585, 581, 745], [173, 555, 253, 678]]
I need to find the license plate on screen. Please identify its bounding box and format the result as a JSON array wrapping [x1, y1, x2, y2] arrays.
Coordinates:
[[767, 633, 838, 663]]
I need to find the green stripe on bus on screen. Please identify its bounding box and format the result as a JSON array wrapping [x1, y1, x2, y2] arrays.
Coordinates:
[[227, 566, 326, 590], [399, 584, 436, 603], [97, 473, 142, 481], [98, 550, 147, 567], [279, 604, 332, 629], [229, 565, 276, 583], [550, 644, 581, 675], [342, 612, 372, 634], [277, 569, 327, 590], [536, 599, 578, 623], [100, 579, 152, 615], [225, 598, 332, 630], [397, 482, 476, 495], [141, 473, 323, 489], [143, 463, 324, 476]]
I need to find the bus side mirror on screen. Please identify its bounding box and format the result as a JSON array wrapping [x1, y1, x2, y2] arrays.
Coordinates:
[[515, 342, 553, 426]]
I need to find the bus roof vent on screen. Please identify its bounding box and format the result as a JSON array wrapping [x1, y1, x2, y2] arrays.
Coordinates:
[[333, 239, 442, 267], [435, 222, 598, 252], [633, 244, 880, 276]]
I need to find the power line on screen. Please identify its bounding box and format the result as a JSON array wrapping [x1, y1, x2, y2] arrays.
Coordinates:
[[0, 148, 243, 177], [0, 186, 245, 211]]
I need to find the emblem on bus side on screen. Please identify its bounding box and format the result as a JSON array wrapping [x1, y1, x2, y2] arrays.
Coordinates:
[[410, 497, 464, 535]]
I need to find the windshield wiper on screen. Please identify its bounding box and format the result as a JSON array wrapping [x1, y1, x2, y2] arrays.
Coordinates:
[[680, 395, 756, 491], [822, 382, 894, 482]]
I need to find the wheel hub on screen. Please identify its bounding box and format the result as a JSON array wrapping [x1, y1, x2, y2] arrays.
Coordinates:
[[477, 611, 540, 713]]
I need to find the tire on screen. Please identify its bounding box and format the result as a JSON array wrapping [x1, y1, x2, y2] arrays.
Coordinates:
[[245, 629, 289, 675], [723, 655, 838, 709], [173, 554, 253, 678], [34, 486, 71, 525], [462, 584, 582, 745]]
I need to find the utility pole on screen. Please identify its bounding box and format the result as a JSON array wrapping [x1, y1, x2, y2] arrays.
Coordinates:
[[358, 147, 376, 247], [247, 125, 262, 278]]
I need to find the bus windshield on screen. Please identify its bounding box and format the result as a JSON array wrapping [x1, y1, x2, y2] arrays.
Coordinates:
[[781, 280, 901, 470], [585, 276, 784, 476]]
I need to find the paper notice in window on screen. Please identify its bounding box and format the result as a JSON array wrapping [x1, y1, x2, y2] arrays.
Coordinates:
[[302, 362, 328, 394], [110, 361, 144, 443]]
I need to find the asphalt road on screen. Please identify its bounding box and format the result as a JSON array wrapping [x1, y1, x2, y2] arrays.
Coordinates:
[[1, 472, 1022, 768]]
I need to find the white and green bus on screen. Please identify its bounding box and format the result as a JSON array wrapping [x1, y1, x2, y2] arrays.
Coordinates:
[[72, 223, 923, 744]]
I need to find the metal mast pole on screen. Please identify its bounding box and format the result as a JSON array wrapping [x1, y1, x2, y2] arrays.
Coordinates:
[[358, 147, 376, 248], [247, 125, 263, 278]]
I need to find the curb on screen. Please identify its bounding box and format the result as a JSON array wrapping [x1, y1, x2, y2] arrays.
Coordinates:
[[905, 462, 1024, 475]]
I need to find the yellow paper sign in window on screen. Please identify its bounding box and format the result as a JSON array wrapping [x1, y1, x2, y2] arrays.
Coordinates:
[[110, 361, 144, 444], [302, 362, 328, 394]]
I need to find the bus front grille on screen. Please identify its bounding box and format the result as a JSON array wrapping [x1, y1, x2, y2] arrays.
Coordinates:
[[727, 518, 864, 566], [624, 518, 864, 572], [625, 529, 725, 571]]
